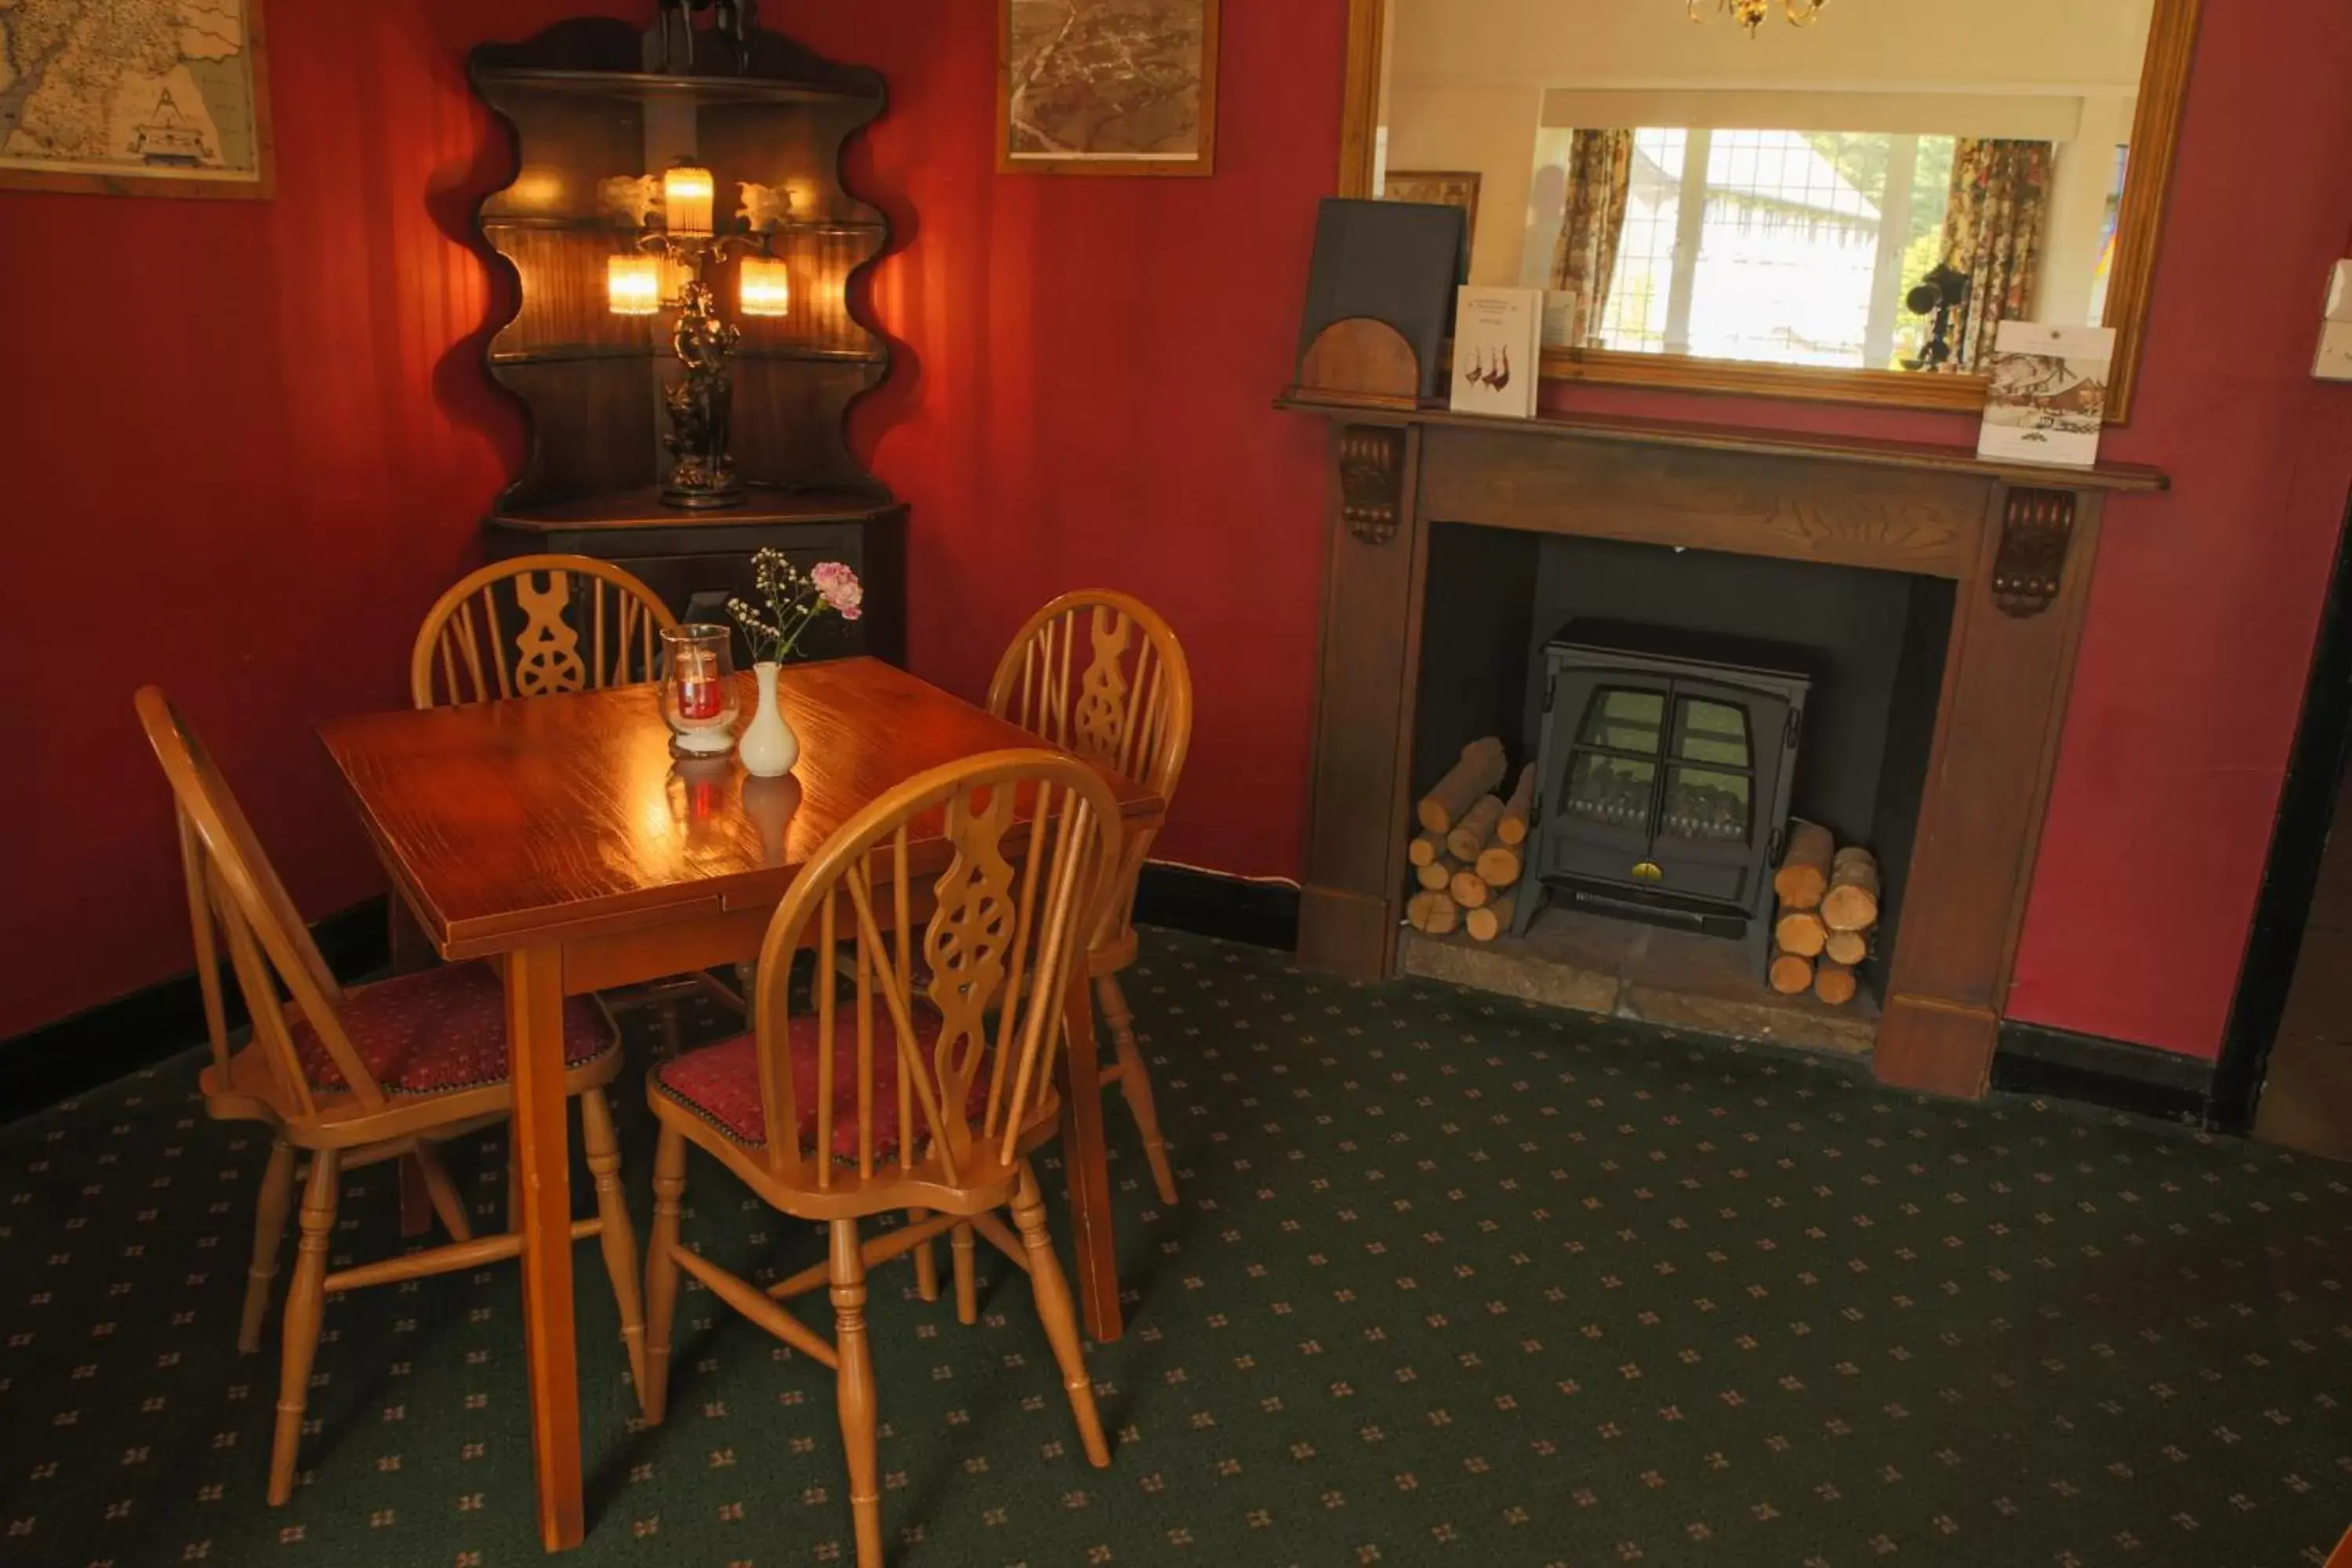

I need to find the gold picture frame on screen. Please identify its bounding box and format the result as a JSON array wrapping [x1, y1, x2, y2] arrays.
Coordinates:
[[1336, 0, 2203, 424], [0, 0, 274, 201], [1382, 169, 1482, 239], [1000, 0, 1220, 177]]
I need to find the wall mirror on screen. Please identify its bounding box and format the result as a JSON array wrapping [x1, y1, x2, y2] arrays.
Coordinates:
[[1338, 0, 2201, 421]]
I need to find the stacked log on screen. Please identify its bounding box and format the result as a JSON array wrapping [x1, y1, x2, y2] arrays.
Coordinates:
[[1767, 820, 1878, 1006], [1406, 749, 1532, 942]]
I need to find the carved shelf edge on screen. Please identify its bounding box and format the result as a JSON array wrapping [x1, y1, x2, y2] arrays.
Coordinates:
[[1335, 425, 1407, 545], [1276, 394, 2170, 497]]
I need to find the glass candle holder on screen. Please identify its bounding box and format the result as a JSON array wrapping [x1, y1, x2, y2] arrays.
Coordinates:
[[660, 623, 739, 757]]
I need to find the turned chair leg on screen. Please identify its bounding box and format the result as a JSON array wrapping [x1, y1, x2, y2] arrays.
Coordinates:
[[579, 1089, 647, 1393], [269, 1149, 340, 1506], [642, 1124, 688, 1426], [1097, 971, 1178, 1206], [238, 1136, 296, 1355], [909, 1207, 941, 1302], [1011, 1159, 1111, 1468], [951, 1221, 978, 1325], [829, 1218, 885, 1568]]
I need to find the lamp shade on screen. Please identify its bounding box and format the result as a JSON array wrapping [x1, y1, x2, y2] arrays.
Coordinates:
[[607, 254, 662, 316], [739, 256, 791, 318], [663, 162, 715, 235]]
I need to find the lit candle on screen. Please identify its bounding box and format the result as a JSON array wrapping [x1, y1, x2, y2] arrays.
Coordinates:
[[675, 644, 722, 720], [663, 162, 714, 236], [739, 255, 790, 318], [607, 253, 662, 315]]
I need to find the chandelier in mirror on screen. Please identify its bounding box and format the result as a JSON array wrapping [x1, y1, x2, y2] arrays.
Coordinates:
[[1689, 0, 1828, 34]]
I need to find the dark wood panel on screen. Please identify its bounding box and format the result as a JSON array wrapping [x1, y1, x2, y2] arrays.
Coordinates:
[[1884, 493, 2101, 1019], [1278, 394, 2170, 494], [486, 226, 656, 358], [1301, 423, 1423, 978], [485, 492, 908, 668], [732, 358, 887, 491], [493, 360, 660, 496], [1417, 425, 1987, 581]]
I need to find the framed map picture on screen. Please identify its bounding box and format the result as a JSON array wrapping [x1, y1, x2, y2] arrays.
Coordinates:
[[1382, 170, 1482, 238], [0, 0, 274, 200], [1000, 0, 1218, 176]]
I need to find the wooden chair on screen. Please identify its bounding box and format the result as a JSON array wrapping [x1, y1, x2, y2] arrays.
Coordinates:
[[641, 749, 1124, 1568], [408, 552, 675, 707], [409, 553, 739, 1051], [136, 687, 645, 1507], [987, 591, 1192, 1205]]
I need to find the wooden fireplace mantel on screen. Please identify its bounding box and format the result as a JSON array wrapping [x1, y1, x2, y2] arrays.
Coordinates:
[[1282, 394, 2169, 1099]]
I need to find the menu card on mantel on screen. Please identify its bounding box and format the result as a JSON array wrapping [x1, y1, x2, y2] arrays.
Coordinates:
[[1976, 321, 2117, 468], [1450, 287, 1544, 419]]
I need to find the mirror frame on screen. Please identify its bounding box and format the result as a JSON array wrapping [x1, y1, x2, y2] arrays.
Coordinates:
[[1337, 0, 2203, 423]]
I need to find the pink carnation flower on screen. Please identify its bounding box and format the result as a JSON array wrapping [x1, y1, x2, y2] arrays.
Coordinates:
[[810, 561, 863, 622]]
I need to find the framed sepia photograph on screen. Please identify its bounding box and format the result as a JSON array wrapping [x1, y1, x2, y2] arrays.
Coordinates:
[[1382, 169, 1482, 239], [1000, 0, 1218, 177], [0, 0, 274, 200]]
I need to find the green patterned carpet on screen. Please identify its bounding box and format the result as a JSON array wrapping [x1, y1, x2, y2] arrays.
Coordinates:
[[3, 930, 2350, 1567]]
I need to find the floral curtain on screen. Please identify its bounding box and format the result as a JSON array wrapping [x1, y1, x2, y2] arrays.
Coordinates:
[[1940, 137, 2054, 371], [1548, 129, 1636, 349]]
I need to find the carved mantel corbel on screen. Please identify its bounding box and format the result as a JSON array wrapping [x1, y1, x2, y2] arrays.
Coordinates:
[[1336, 424, 1407, 546], [1991, 488, 2078, 618]]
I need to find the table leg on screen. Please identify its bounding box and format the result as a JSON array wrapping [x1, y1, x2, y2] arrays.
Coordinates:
[[387, 887, 437, 975], [397, 1156, 432, 1239], [1058, 966, 1123, 1341], [507, 943, 584, 1551]]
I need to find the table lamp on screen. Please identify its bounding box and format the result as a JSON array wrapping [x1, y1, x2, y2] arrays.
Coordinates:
[[607, 159, 792, 509]]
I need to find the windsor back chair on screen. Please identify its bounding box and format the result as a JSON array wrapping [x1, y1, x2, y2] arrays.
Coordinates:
[[136, 687, 644, 1508], [640, 747, 1124, 1568], [409, 553, 739, 1051], [987, 591, 1193, 1203], [409, 553, 675, 707]]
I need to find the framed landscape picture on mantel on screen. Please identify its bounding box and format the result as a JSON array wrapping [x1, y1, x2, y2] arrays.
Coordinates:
[[1000, 0, 1218, 176], [0, 0, 274, 200]]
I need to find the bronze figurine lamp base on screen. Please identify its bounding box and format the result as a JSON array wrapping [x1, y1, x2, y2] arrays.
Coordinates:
[[606, 161, 791, 510]]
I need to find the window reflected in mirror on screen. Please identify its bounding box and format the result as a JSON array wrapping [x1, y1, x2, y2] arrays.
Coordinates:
[[1376, 0, 2158, 377]]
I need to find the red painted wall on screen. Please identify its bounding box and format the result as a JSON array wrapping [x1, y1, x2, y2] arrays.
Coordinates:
[[2, 0, 2347, 1063]]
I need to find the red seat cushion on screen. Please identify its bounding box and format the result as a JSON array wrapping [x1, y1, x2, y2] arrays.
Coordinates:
[[291, 963, 615, 1096], [654, 1005, 991, 1159]]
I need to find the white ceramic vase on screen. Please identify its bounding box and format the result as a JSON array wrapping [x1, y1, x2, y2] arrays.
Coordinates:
[[735, 661, 800, 779]]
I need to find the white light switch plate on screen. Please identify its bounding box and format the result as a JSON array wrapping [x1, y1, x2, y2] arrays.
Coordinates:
[[2317, 318, 2352, 383]]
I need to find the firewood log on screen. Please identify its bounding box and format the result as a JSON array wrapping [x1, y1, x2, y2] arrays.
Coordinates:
[[1823, 927, 1870, 967], [1465, 894, 1517, 942], [1408, 832, 1445, 868], [1475, 842, 1522, 888], [1494, 765, 1537, 847], [1773, 820, 1835, 909], [1773, 907, 1828, 959], [1769, 948, 1815, 995], [1417, 738, 1508, 834], [1821, 848, 1881, 932], [1813, 959, 1858, 1007], [1417, 855, 1462, 893], [1413, 890, 1460, 935], [1450, 869, 1492, 909], [1446, 793, 1508, 862]]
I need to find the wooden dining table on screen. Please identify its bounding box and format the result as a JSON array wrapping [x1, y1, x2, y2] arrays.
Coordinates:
[[318, 656, 1161, 1552]]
